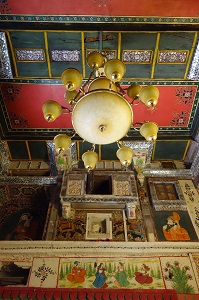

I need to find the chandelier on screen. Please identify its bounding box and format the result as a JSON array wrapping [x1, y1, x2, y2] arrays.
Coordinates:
[[42, 52, 159, 171]]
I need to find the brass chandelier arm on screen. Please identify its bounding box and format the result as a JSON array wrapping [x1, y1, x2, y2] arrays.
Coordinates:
[[61, 106, 72, 114], [72, 70, 96, 103], [115, 82, 126, 96], [130, 98, 140, 105]]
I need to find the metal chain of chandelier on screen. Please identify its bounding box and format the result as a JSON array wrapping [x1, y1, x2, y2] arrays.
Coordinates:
[[42, 52, 159, 171]]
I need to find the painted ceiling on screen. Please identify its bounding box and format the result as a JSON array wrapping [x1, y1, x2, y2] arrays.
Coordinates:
[[0, 0, 199, 163]]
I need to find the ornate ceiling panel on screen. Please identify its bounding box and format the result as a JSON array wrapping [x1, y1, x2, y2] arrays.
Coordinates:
[[0, 1, 199, 161]]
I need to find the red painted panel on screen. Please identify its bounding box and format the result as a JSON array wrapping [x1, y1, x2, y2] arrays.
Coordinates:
[[1, 83, 197, 130], [3, 0, 199, 17], [132, 85, 197, 128]]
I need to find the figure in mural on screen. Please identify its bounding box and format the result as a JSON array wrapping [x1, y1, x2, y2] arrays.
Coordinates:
[[67, 261, 86, 283], [135, 264, 153, 284], [162, 212, 190, 241], [7, 212, 38, 240], [114, 262, 130, 287], [93, 262, 108, 288]]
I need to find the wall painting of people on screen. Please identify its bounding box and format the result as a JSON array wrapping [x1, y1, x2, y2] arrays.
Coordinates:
[[58, 257, 164, 289], [152, 210, 198, 241], [0, 208, 41, 240]]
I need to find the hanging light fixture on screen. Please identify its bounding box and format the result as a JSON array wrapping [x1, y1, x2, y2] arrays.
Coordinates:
[[116, 142, 134, 168], [82, 145, 98, 172], [42, 51, 159, 170]]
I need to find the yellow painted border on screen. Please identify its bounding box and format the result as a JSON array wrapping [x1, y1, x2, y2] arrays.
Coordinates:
[[44, 31, 52, 78], [151, 33, 160, 79]]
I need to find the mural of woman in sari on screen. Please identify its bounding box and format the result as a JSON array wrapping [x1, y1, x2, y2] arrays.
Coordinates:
[[93, 262, 108, 288], [114, 262, 130, 287]]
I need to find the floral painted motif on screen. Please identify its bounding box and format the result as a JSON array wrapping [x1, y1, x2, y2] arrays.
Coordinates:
[[169, 110, 189, 126], [33, 259, 56, 285], [164, 261, 195, 293], [0, 0, 11, 14], [192, 255, 199, 278], [1, 84, 22, 103], [9, 112, 30, 128], [184, 183, 196, 202], [175, 87, 195, 106]]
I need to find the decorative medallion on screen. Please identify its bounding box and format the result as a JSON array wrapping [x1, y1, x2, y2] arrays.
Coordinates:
[[29, 258, 58, 287], [123, 50, 152, 63], [158, 51, 188, 63]]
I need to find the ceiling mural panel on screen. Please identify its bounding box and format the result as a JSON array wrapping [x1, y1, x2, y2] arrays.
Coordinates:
[[0, 7, 199, 162], [4, 30, 198, 80], [1, 0, 199, 17], [0, 83, 197, 134]]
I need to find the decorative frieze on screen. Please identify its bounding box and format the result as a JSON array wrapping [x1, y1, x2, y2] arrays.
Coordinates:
[[158, 50, 188, 63], [15, 49, 45, 61], [123, 50, 152, 63], [51, 50, 80, 62]]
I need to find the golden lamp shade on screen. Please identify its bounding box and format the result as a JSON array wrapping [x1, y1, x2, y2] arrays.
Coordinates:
[[42, 100, 62, 122], [61, 68, 83, 91], [82, 150, 98, 171], [86, 52, 105, 70], [53, 134, 71, 154], [116, 146, 134, 167], [140, 122, 158, 142], [139, 86, 159, 108], [104, 59, 126, 82], [127, 83, 142, 100], [72, 90, 133, 145], [64, 90, 79, 105], [88, 77, 117, 92]]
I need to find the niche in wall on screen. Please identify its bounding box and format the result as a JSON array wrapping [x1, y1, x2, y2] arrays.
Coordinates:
[[86, 174, 112, 195]]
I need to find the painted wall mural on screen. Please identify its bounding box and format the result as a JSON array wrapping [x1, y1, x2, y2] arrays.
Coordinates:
[[152, 210, 198, 242], [160, 256, 199, 294], [0, 0, 199, 17], [58, 257, 164, 289], [0, 255, 198, 294], [0, 185, 50, 241]]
